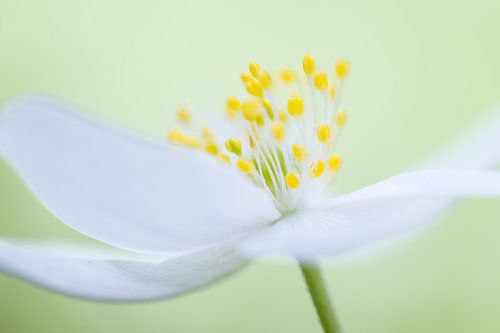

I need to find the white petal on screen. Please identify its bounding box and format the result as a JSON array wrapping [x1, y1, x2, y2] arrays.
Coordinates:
[[416, 106, 500, 169], [0, 239, 246, 301], [238, 170, 500, 258], [0, 95, 279, 254]]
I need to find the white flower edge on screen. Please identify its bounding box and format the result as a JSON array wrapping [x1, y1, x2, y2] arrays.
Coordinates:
[[0, 239, 247, 302], [0, 94, 279, 255]]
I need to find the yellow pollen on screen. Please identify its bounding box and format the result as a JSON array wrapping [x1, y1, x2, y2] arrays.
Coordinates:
[[205, 141, 218, 155], [240, 71, 253, 83], [256, 113, 265, 126], [225, 137, 242, 155], [292, 144, 308, 162], [303, 54, 316, 75], [177, 107, 192, 124], [316, 124, 331, 142], [285, 172, 301, 189], [309, 160, 325, 178], [328, 154, 342, 171], [335, 110, 348, 128], [329, 84, 337, 99], [278, 110, 288, 122], [263, 100, 274, 120], [167, 130, 201, 148], [271, 122, 285, 141], [335, 60, 349, 79], [202, 127, 214, 141], [245, 79, 264, 97], [226, 96, 240, 111], [256, 69, 272, 89], [249, 62, 262, 77], [216, 153, 231, 164], [287, 95, 304, 116], [241, 99, 260, 121], [313, 71, 328, 90], [280, 68, 295, 83], [236, 158, 254, 173], [249, 135, 256, 149]]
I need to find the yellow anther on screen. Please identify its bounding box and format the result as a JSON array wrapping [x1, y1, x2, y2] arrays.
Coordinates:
[[177, 107, 192, 124], [309, 160, 325, 178], [249, 62, 262, 77], [335, 110, 348, 128], [256, 113, 265, 126], [241, 71, 253, 83], [271, 122, 285, 141], [167, 129, 185, 143], [329, 84, 337, 99], [263, 100, 274, 120], [245, 79, 263, 97], [328, 154, 342, 171], [256, 69, 272, 89], [225, 137, 242, 155], [335, 60, 349, 79], [226, 107, 238, 119], [280, 68, 295, 83], [292, 144, 308, 162], [216, 153, 231, 164], [313, 71, 328, 90], [303, 54, 316, 75], [249, 135, 256, 149], [226, 96, 240, 111], [287, 95, 304, 116], [168, 130, 201, 149], [241, 99, 260, 121], [316, 124, 331, 142], [285, 172, 301, 189], [236, 158, 254, 173], [202, 127, 214, 141], [205, 141, 218, 155], [278, 110, 288, 122]]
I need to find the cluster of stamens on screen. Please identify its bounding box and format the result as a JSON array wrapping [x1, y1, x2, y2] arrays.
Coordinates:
[[168, 55, 349, 213]]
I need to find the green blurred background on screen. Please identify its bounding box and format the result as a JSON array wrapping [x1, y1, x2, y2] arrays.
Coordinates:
[[1, 0, 500, 332]]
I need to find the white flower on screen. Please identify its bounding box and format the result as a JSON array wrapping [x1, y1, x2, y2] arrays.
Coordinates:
[[1, 58, 500, 302]]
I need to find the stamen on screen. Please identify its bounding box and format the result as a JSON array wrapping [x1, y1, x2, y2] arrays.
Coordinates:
[[225, 137, 242, 156], [335, 110, 348, 128], [292, 144, 308, 162], [236, 158, 254, 173], [285, 172, 301, 189], [280, 68, 295, 84], [309, 160, 325, 178], [287, 95, 304, 116], [271, 122, 285, 141], [303, 54, 316, 75], [316, 124, 331, 142], [177, 107, 192, 124], [167, 55, 350, 213], [335, 60, 349, 79], [313, 72, 328, 90], [328, 154, 342, 171], [216, 153, 231, 164]]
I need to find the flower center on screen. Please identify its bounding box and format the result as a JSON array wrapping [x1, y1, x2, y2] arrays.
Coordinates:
[[167, 55, 349, 213]]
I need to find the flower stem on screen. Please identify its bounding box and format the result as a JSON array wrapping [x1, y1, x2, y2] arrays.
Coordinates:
[[299, 260, 343, 333]]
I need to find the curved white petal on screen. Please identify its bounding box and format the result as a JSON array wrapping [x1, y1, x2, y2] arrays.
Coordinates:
[[239, 170, 500, 258], [0, 95, 279, 254], [416, 106, 500, 169], [0, 239, 246, 301]]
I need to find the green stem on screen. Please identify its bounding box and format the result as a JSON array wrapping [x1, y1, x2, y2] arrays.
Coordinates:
[[299, 260, 343, 333]]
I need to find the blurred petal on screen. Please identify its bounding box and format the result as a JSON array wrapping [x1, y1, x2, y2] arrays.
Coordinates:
[[0, 239, 246, 301], [416, 106, 500, 169], [239, 170, 500, 258], [0, 95, 279, 254]]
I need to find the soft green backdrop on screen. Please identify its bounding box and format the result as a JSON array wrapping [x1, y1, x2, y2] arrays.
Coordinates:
[[1, 0, 500, 332]]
